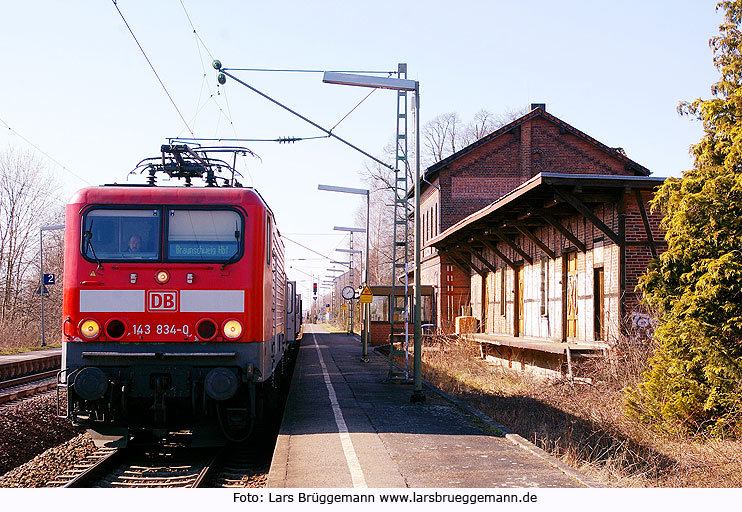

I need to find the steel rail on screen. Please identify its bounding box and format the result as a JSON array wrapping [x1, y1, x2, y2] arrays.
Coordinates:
[[0, 370, 58, 390]]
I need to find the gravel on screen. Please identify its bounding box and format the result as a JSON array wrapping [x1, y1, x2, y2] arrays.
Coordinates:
[[0, 433, 96, 488], [0, 393, 271, 488], [0, 392, 89, 485]]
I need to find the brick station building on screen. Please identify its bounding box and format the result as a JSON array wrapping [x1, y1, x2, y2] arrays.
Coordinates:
[[418, 104, 665, 374]]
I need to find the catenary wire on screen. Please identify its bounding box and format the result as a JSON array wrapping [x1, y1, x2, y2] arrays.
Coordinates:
[[111, 0, 195, 137], [178, 0, 215, 60], [176, 1, 257, 186]]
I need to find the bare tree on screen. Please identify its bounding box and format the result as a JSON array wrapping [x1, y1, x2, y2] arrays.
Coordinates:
[[360, 107, 528, 288], [459, 107, 528, 148], [422, 112, 463, 168], [0, 147, 62, 345]]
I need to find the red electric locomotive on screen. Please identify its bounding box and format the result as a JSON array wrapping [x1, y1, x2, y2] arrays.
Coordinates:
[[58, 145, 298, 446]]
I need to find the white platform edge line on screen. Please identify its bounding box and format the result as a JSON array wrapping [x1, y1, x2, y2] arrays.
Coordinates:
[[311, 331, 367, 488]]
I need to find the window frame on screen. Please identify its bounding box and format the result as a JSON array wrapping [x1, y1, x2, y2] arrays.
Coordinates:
[[80, 204, 245, 264], [163, 206, 245, 264], [79, 205, 162, 264]]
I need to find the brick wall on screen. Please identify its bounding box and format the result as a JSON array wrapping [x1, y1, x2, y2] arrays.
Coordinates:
[[420, 253, 470, 330], [622, 189, 665, 315], [368, 321, 412, 346], [435, 115, 639, 232]]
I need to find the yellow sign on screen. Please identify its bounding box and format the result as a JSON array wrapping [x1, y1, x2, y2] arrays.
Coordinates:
[[359, 285, 373, 304], [341, 304, 347, 311]]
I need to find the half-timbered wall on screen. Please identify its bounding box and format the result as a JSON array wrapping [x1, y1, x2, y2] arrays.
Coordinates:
[[462, 193, 661, 343]]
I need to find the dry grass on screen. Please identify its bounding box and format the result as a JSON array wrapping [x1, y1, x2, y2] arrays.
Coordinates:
[[0, 318, 62, 354], [416, 336, 742, 487]]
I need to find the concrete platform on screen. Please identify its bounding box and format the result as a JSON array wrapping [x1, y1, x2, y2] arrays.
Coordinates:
[[0, 348, 61, 381], [267, 324, 593, 488]]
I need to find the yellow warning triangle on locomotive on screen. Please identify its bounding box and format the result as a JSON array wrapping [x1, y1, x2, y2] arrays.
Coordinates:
[[89, 270, 96, 276]]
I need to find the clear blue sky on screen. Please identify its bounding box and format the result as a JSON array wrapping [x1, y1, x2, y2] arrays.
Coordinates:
[[0, 0, 723, 297]]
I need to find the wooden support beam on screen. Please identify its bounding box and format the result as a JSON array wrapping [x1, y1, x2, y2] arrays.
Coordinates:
[[454, 248, 486, 277], [488, 227, 533, 264], [537, 211, 587, 253], [512, 224, 556, 259], [468, 246, 499, 273], [633, 189, 658, 258], [477, 238, 517, 270], [439, 248, 472, 276], [552, 187, 623, 247]]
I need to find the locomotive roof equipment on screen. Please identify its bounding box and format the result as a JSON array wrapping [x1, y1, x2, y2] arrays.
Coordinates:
[[130, 144, 258, 188]]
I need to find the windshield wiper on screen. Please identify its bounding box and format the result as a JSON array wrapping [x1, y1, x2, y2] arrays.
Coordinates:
[[220, 224, 241, 270], [84, 221, 103, 270]]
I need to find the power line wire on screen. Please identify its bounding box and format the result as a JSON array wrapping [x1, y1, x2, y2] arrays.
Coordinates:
[[0, 115, 91, 186], [179, 0, 214, 60], [111, 0, 194, 137], [221, 84, 256, 186], [330, 88, 378, 132], [176, 1, 257, 186], [170, 135, 329, 144], [283, 235, 334, 260]]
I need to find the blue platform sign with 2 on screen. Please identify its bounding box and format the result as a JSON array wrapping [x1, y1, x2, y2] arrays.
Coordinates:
[[43, 273, 55, 285]]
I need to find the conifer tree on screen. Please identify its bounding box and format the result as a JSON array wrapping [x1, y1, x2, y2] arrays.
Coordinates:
[[627, 1, 742, 436]]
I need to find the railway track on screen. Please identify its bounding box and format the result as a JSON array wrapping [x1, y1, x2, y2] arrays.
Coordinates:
[[45, 419, 280, 488], [0, 371, 58, 405], [48, 442, 222, 488]]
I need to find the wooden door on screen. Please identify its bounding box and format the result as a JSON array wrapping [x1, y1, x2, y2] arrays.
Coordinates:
[[594, 267, 604, 341], [515, 266, 524, 337], [482, 273, 489, 333], [566, 252, 578, 339]]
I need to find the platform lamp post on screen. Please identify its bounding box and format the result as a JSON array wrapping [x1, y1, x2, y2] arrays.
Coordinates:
[[319, 184, 371, 360], [337, 243, 363, 341], [325, 268, 344, 323], [337, 230, 363, 338], [322, 70, 423, 402]]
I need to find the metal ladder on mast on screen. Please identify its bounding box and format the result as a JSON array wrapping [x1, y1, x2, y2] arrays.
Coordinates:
[[388, 63, 411, 381]]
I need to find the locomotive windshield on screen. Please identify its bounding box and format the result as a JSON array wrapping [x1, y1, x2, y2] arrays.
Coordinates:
[[166, 209, 240, 262], [82, 208, 161, 261], [81, 207, 242, 263]]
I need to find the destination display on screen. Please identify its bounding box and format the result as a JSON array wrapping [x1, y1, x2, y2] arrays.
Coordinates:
[[168, 241, 238, 261]]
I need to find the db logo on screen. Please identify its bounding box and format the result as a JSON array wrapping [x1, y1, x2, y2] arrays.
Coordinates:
[[147, 291, 178, 311]]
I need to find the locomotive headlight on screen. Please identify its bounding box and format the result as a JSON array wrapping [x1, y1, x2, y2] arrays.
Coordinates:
[[155, 270, 170, 284], [79, 319, 101, 340], [222, 319, 243, 340]]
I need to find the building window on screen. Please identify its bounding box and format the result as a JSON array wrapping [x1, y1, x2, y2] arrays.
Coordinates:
[[393, 296, 407, 323], [540, 256, 549, 317], [446, 264, 455, 322], [429, 207, 433, 240], [421, 295, 433, 324], [370, 295, 389, 322]]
